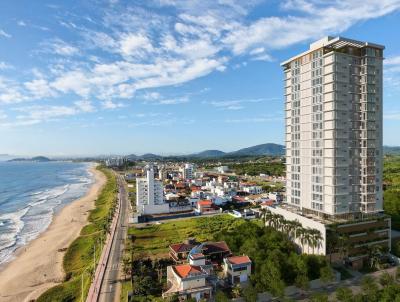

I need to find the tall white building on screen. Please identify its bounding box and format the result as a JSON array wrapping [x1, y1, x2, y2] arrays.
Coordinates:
[[282, 36, 384, 218], [182, 163, 194, 180], [136, 165, 168, 215]]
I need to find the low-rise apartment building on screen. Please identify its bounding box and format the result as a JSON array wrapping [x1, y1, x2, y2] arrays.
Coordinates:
[[223, 255, 252, 284]]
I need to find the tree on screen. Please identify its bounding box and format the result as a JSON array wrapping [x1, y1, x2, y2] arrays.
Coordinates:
[[379, 271, 395, 287], [369, 245, 382, 269], [361, 275, 379, 301], [122, 257, 131, 281], [309, 293, 328, 302], [335, 287, 354, 302], [231, 284, 242, 298], [320, 266, 335, 285], [243, 283, 258, 302], [260, 208, 268, 226], [215, 290, 229, 302]]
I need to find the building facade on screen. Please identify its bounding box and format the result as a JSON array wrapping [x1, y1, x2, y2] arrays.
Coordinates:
[[282, 36, 384, 218], [136, 165, 169, 215], [182, 163, 194, 180]]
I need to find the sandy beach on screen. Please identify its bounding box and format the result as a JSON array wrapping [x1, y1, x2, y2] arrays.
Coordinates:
[[0, 165, 106, 302]]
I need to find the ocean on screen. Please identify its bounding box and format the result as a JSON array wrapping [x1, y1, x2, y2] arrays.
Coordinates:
[[0, 161, 94, 265]]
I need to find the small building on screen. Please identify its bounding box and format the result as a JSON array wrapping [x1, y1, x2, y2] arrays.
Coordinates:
[[171, 241, 232, 266], [163, 264, 212, 301], [202, 241, 232, 264], [170, 242, 196, 263], [230, 209, 256, 219], [242, 185, 263, 195], [223, 255, 252, 284], [195, 200, 220, 215]]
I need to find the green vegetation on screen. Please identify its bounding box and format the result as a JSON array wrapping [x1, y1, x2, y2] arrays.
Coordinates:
[[38, 166, 118, 302], [214, 220, 330, 297], [123, 214, 330, 300], [334, 272, 400, 302], [229, 161, 285, 176], [127, 215, 238, 258], [383, 155, 400, 230]]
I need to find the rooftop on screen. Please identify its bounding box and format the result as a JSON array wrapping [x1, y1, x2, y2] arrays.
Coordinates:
[[170, 243, 195, 254], [173, 264, 204, 278], [281, 36, 385, 66], [198, 200, 213, 206], [226, 255, 252, 265]]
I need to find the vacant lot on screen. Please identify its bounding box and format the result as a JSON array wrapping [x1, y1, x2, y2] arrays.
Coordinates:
[[127, 214, 240, 258]]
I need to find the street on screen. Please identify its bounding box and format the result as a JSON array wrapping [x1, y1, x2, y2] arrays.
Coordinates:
[[98, 173, 130, 302]]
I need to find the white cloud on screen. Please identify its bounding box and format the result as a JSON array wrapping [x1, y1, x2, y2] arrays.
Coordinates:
[[1, 0, 400, 112], [45, 38, 80, 56], [206, 97, 279, 110], [74, 100, 95, 112], [17, 20, 27, 27], [0, 62, 13, 70], [384, 111, 400, 120], [101, 100, 124, 109], [225, 116, 283, 123], [15, 105, 78, 120], [24, 78, 57, 99], [0, 29, 11, 38], [0, 110, 7, 119], [119, 33, 154, 58], [385, 56, 400, 66]]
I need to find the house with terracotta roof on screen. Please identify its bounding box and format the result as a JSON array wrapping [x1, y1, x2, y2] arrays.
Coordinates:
[[223, 255, 252, 284], [163, 264, 213, 301], [169, 240, 232, 266], [195, 200, 221, 215], [169, 242, 196, 263]]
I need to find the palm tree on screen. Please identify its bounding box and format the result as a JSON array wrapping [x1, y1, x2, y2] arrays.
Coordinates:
[[310, 229, 323, 254], [293, 220, 302, 241], [368, 245, 382, 269], [297, 228, 307, 253], [260, 208, 268, 226]]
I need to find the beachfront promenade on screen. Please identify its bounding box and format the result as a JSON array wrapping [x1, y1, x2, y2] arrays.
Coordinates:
[[87, 173, 130, 302]]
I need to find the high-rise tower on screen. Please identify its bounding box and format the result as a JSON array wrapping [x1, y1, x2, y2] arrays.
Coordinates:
[[281, 37, 384, 218]]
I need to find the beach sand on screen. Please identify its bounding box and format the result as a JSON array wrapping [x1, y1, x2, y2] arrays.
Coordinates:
[[0, 165, 106, 302]]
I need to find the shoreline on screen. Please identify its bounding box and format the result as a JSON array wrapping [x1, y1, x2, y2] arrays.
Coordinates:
[[0, 164, 107, 302]]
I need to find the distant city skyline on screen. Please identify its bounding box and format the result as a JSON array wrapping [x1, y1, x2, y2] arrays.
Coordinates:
[[1, 1, 400, 156]]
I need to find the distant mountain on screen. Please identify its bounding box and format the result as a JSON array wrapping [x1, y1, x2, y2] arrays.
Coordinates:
[[228, 143, 285, 157], [0, 154, 15, 161], [191, 150, 226, 158], [141, 153, 163, 160], [9, 156, 51, 162], [124, 143, 285, 160], [384, 146, 400, 155]]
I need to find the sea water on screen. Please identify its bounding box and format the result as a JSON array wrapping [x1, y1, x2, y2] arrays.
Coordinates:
[[0, 161, 94, 265]]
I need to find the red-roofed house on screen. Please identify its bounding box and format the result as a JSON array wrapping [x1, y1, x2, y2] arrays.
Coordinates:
[[163, 264, 212, 301], [169, 242, 196, 263], [260, 199, 275, 208], [223, 255, 252, 284], [195, 200, 220, 215]]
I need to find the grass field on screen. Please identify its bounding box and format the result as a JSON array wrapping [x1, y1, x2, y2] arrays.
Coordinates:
[[37, 166, 118, 302], [126, 214, 239, 258]]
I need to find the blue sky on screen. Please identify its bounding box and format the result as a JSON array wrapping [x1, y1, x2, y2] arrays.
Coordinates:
[[1, 0, 400, 156]]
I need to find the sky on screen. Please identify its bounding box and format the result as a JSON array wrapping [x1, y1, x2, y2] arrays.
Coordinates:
[[1, 0, 400, 156]]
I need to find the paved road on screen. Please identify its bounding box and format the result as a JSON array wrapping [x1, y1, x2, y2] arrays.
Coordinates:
[[98, 174, 130, 302]]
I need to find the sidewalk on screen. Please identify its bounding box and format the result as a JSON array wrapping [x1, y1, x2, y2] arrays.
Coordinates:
[[86, 192, 121, 302]]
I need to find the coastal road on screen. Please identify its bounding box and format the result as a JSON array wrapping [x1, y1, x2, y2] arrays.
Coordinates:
[[98, 173, 130, 302]]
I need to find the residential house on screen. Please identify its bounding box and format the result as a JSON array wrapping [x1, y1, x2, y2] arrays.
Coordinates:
[[195, 200, 220, 215], [170, 242, 196, 263], [223, 255, 252, 284], [163, 264, 213, 301]]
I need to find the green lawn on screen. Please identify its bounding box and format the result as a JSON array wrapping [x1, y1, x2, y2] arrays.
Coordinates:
[[37, 166, 118, 302], [127, 214, 239, 258]]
